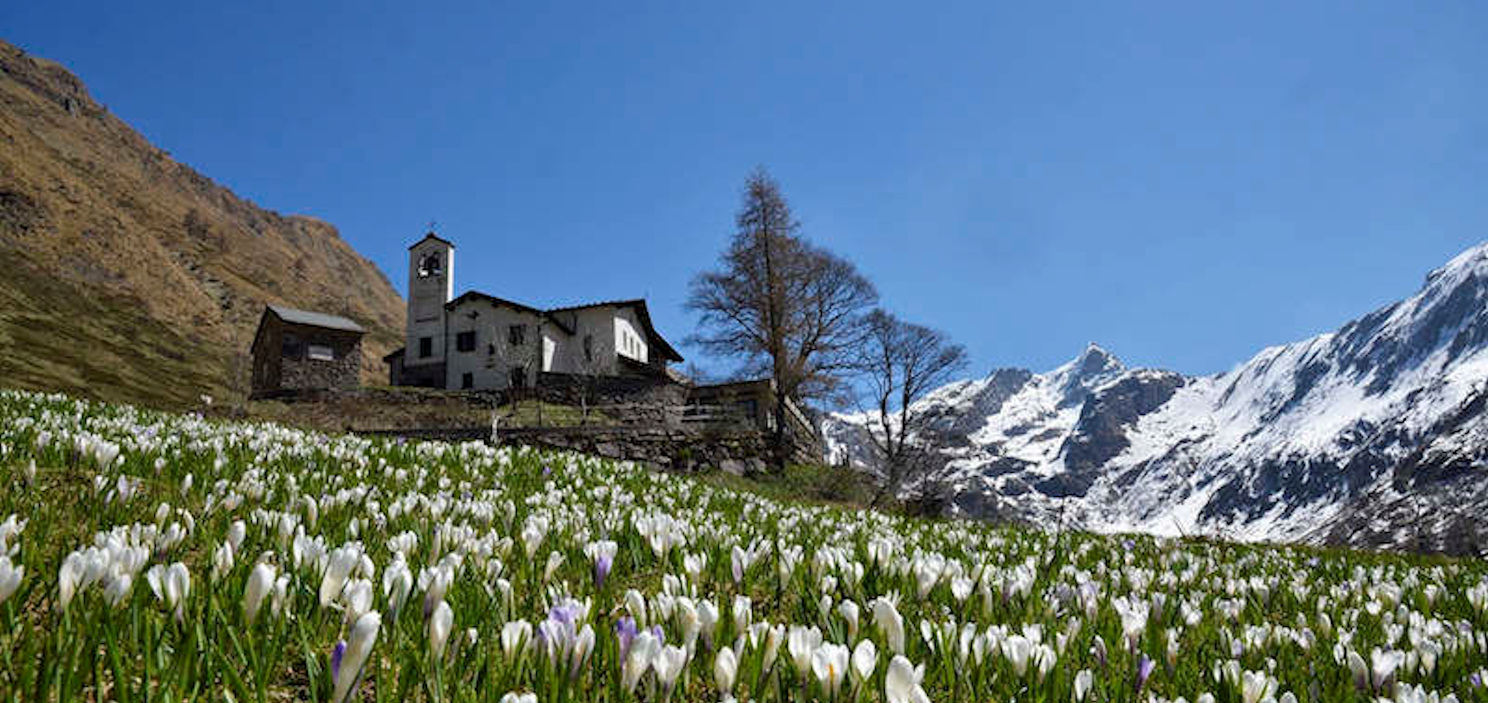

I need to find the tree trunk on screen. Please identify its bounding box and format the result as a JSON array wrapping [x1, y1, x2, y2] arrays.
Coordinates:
[[773, 393, 789, 471]]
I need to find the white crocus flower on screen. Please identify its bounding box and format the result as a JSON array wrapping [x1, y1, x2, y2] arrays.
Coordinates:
[[732, 595, 752, 634], [156, 562, 190, 619], [0, 556, 22, 606], [228, 520, 247, 552], [319, 546, 359, 608], [838, 600, 860, 641], [543, 551, 564, 582], [683, 552, 707, 583], [430, 600, 453, 659], [1003, 634, 1033, 676], [871, 598, 906, 654], [1240, 669, 1274, 703], [653, 644, 688, 693], [625, 589, 648, 626], [622, 631, 659, 693], [762, 624, 785, 674], [884, 654, 930, 703], [788, 625, 823, 678], [1073, 668, 1093, 702], [58, 552, 83, 610], [502, 619, 532, 659], [812, 642, 849, 697], [340, 577, 372, 623], [697, 598, 719, 650], [332, 612, 381, 703], [850, 638, 877, 690], [104, 572, 133, 608], [212, 541, 235, 581], [571, 623, 596, 674], [1369, 648, 1403, 694], [714, 646, 738, 697], [244, 562, 275, 626], [677, 597, 702, 654], [271, 575, 291, 619], [383, 559, 413, 619]]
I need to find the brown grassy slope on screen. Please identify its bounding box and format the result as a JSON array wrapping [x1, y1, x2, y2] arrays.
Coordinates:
[[0, 39, 405, 408]]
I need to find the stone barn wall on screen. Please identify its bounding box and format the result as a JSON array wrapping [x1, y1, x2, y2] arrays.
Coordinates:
[[281, 333, 362, 391]]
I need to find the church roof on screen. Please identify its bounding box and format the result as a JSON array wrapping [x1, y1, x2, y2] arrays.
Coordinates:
[[408, 231, 455, 250]]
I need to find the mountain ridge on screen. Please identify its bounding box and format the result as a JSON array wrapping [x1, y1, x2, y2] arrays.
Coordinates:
[[825, 241, 1488, 554]]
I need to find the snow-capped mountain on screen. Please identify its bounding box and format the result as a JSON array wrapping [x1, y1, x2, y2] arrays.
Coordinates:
[[823, 243, 1488, 555]]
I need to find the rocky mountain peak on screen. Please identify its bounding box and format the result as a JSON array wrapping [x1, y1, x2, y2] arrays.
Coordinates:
[[1049, 342, 1125, 406], [823, 241, 1488, 555]]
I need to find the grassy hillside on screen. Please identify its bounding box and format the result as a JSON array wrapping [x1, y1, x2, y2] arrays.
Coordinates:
[[0, 38, 405, 408]]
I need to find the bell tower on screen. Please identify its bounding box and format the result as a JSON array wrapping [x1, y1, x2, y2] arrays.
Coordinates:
[[406, 231, 454, 374]]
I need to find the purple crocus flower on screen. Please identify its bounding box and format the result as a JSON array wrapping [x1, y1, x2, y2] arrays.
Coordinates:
[[331, 640, 347, 681], [1135, 654, 1156, 692], [615, 617, 638, 661], [1091, 635, 1108, 668], [550, 603, 578, 626], [650, 624, 664, 645], [1472, 671, 1483, 688], [595, 555, 614, 589], [542, 464, 552, 477]]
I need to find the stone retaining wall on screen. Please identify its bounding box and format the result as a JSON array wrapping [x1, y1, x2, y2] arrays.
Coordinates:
[[367, 425, 775, 475]]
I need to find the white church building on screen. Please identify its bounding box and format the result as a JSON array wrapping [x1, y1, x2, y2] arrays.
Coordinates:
[[384, 232, 684, 390]]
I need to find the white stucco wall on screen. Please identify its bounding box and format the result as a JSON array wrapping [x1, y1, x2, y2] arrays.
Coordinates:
[[613, 308, 649, 364], [544, 307, 619, 376], [443, 299, 547, 390]]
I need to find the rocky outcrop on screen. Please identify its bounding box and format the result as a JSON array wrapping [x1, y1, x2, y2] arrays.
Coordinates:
[[1042, 370, 1187, 498]]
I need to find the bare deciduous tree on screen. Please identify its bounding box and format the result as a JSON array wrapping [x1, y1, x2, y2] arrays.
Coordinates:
[[572, 331, 608, 425], [687, 168, 878, 467], [853, 309, 968, 506], [487, 319, 544, 425]]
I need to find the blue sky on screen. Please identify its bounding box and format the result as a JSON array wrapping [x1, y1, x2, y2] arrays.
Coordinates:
[[5, 1, 1486, 378]]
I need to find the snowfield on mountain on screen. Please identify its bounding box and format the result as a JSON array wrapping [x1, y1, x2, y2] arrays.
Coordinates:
[[825, 242, 1488, 555]]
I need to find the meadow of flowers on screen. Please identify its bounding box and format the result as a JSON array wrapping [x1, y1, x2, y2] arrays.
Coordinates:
[[0, 388, 1485, 702]]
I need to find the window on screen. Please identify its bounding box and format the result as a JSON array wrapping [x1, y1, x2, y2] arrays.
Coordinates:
[[281, 333, 301, 359], [456, 330, 476, 352], [583, 334, 594, 362], [307, 344, 334, 361], [417, 252, 441, 277], [510, 367, 527, 388], [419, 337, 433, 358], [508, 324, 525, 346], [461, 372, 473, 389]]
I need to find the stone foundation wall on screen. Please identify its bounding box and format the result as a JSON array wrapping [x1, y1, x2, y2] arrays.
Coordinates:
[[535, 372, 687, 407], [504, 427, 774, 475], [367, 425, 777, 475]]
